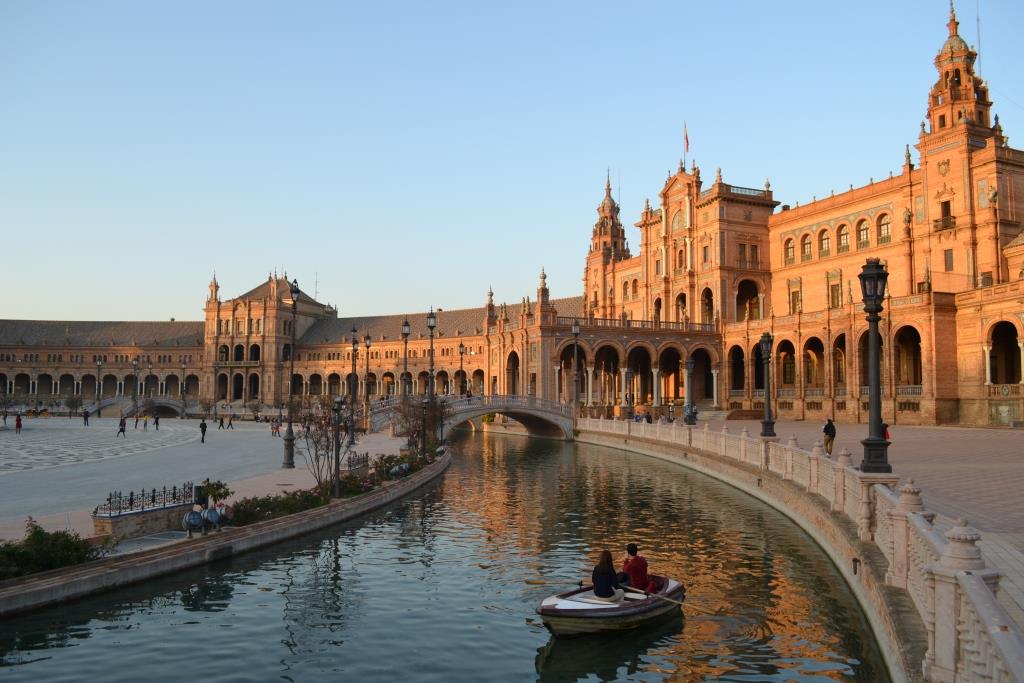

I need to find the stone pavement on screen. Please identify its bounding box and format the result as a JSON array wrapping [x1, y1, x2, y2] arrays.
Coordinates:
[[704, 417, 1024, 628], [0, 415, 404, 541]]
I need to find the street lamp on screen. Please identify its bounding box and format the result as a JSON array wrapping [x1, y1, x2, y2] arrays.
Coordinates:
[[147, 362, 153, 398], [759, 332, 776, 437], [684, 358, 696, 424], [363, 333, 372, 421], [571, 319, 580, 412], [282, 278, 300, 469], [401, 318, 410, 397], [95, 360, 103, 417], [859, 258, 892, 473], [349, 326, 358, 443], [458, 342, 466, 396], [180, 362, 186, 399], [421, 397, 429, 460], [332, 396, 343, 498], [132, 358, 139, 414], [426, 308, 436, 399]]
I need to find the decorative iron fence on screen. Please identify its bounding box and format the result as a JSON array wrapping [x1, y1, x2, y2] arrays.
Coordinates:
[[93, 482, 194, 517]]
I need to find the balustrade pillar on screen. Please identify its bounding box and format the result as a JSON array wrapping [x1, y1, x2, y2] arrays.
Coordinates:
[[887, 480, 924, 589], [587, 365, 594, 405], [711, 368, 719, 408], [832, 448, 852, 513], [652, 368, 660, 407], [983, 345, 992, 385], [553, 365, 561, 402], [1019, 342, 1024, 384]]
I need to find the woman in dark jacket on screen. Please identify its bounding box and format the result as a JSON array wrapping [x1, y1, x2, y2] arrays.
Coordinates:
[[592, 550, 624, 601]]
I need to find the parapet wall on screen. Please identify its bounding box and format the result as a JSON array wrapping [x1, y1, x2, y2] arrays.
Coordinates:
[[577, 418, 1024, 683]]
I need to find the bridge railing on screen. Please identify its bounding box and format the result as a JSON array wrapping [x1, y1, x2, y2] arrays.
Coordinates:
[[577, 417, 1024, 682]]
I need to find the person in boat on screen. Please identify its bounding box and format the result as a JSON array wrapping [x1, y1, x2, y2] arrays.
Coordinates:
[[592, 550, 624, 602], [618, 543, 656, 592]]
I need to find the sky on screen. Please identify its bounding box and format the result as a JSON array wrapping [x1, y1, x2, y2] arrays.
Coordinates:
[[2, 0, 1022, 322]]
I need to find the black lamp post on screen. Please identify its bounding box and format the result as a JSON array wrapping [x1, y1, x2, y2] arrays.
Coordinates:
[[131, 358, 138, 414], [421, 397, 429, 460], [401, 318, 410, 396], [282, 278, 299, 469], [684, 358, 696, 424], [571, 319, 580, 412], [458, 342, 466, 395], [426, 308, 436, 399], [759, 332, 776, 437], [349, 326, 358, 442], [180, 362, 186, 400], [859, 258, 892, 473], [96, 360, 102, 417], [332, 396, 342, 497], [363, 333, 371, 420], [147, 362, 153, 398]]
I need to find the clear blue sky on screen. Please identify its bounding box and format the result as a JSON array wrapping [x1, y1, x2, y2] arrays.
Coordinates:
[[2, 1, 1022, 322]]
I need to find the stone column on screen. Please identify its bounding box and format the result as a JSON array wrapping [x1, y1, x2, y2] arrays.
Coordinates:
[[711, 368, 719, 408], [983, 345, 992, 385], [652, 368, 660, 407], [1019, 342, 1024, 384], [587, 365, 594, 405], [619, 367, 628, 407], [553, 365, 561, 402], [757, 293, 765, 319]]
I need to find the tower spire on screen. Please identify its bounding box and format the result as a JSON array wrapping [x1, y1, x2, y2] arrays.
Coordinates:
[[947, 0, 959, 36], [605, 168, 612, 197]]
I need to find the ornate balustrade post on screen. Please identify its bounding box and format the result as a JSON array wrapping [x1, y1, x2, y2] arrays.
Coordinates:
[[808, 441, 822, 494], [740, 428, 749, 463], [887, 479, 924, 588], [785, 435, 797, 480], [851, 470, 900, 541], [833, 448, 852, 513]]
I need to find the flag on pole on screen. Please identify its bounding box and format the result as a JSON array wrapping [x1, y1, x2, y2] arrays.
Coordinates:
[[684, 122, 690, 154]]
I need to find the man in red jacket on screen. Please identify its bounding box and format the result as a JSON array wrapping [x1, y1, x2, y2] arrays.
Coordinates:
[[620, 543, 654, 592]]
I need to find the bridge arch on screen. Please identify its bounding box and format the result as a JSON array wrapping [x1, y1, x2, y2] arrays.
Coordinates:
[[442, 396, 573, 440]]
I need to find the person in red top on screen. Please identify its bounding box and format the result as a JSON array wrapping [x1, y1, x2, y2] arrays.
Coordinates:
[[619, 543, 654, 592]]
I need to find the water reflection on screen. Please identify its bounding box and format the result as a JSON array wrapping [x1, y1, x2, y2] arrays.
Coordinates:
[[0, 433, 886, 681]]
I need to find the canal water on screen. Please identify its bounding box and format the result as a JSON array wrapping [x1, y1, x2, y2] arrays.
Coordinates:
[[0, 433, 888, 682]]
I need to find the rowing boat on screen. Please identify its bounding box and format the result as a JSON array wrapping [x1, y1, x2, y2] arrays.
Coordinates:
[[536, 575, 686, 635]]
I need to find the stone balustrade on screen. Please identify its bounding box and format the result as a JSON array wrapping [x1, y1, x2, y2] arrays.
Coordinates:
[[577, 417, 1024, 682]]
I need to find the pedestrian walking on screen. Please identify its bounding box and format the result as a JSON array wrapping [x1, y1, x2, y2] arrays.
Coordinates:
[[154, 415, 159, 430], [227, 414, 234, 430], [143, 415, 149, 431], [83, 409, 90, 426], [15, 414, 22, 435], [822, 417, 836, 455], [200, 419, 208, 443], [134, 415, 139, 429], [882, 423, 891, 441], [116, 417, 127, 438], [218, 416, 225, 430]]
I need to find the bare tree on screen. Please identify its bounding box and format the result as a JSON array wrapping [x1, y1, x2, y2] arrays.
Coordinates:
[[65, 396, 83, 418], [390, 395, 453, 455], [247, 400, 261, 421], [198, 398, 213, 417], [296, 396, 337, 498]]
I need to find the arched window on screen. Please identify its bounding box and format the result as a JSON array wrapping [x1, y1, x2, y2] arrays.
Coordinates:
[[818, 230, 831, 256], [837, 225, 850, 253], [877, 214, 891, 244], [677, 249, 684, 269], [784, 239, 795, 265], [622, 282, 629, 300], [856, 220, 869, 248], [632, 280, 639, 298], [800, 235, 812, 261]]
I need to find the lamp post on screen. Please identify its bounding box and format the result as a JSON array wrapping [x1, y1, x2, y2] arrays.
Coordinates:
[[426, 308, 436, 399], [759, 332, 776, 437], [349, 326, 358, 444], [96, 360, 102, 417], [401, 318, 410, 396], [131, 358, 138, 415], [421, 397, 429, 460], [363, 333, 372, 425], [458, 342, 465, 395], [332, 396, 342, 498], [180, 362, 186, 399], [147, 362, 153, 398], [859, 258, 892, 473], [625, 368, 634, 418], [282, 278, 299, 469], [571, 319, 580, 413], [684, 358, 696, 425]]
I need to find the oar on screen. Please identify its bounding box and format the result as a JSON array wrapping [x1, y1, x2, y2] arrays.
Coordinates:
[[624, 590, 718, 616]]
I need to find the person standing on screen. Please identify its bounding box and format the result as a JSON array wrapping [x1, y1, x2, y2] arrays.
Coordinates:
[[227, 414, 234, 430], [83, 409, 90, 426], [218, 416, 225, 430], [134, 414, 139, 429], [823, 418, 836, 455], [200, 419, 208, 443], [116, 417, 127, 438], [143, 415, 149, 431], [15, 414, 22, 435], [154, 415, 159, 430], [882, 422, 891, 441]]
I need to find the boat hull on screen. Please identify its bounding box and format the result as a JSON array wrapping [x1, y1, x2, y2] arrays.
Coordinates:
[[536, 576, 685, 636]]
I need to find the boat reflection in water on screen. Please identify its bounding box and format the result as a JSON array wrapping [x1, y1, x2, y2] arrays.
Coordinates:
[[535, 612, 684, 682]]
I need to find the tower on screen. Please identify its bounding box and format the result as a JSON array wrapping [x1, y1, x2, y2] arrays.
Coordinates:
[[584, 173, 630, 318]]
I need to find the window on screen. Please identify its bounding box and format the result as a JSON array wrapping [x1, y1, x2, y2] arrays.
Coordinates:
[[877, 215, 891, 244], [818, 231, 831, 256], [837, 225, 849, 253], [829, 283, 842, 309], [676, 249, 684, 269], [702, 245, 709, 264], [789, 290, 801, 314], [622, 282, 629, 300], [944, 249, 954, 272], [655, 259, 661, 275], [738, 243, 747, 265], [938, 114, 946, 128], [784, 239, 795, 265], [631, 280, 639, 298], [750, 245, 759, 267], [941, 200, 951, 218], [856, 220, 869, 249], [801, 235, 812, 261]]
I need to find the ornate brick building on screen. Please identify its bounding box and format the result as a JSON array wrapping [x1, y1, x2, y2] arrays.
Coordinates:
[[1, 5, 1022, 425]]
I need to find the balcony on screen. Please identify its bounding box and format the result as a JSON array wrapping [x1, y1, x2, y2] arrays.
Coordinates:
[[736, 259, 762, 270], [837, 243, 850, 254], [214, 360, 260, 368], [784, 256, 795, 266], [896, 384, 923, 396], [857, 240, 870, 250], [878, 234, 891, 245], [933, 216, 956, 231]]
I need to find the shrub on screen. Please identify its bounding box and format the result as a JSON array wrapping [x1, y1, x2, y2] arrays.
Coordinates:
[[0, 518, 106, 580]]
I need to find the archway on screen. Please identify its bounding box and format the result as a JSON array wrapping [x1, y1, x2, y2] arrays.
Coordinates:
[[558, 344, 589, 404], [728, 346, 745, 391], [81, 374, 97, 399], [218, 345, 229, 362], [735, 280, 760, 321], [248, 373, 260, 399], [102, 374, 118, 398], [38, 373, 53, 395], [471, 369, 485, 395], [382, 372, 396, 396], [232, 373, 244, 401], [13, 373, 30, 398], [417, 371, 430, 395], [308, 374, 323, 396], [165, 374, 180, 397], [688, 348, 714, 402], [989, 322, 1021, 383], [894, 326, 923, 386], [505, 351, 520, 395], [653, 298, 662, 324], [658, 347, 683, 403], [752, 342, 766, 391], [435, 370, 450, 395], [776, 340, 797, 388], [858, 330, 884, 387], [803, 337, 825, 389], [833, 334, 847, 390], [291, 374, 304, 396], [144, 374, 159, 397], [184, 375, 200, 398], [249, 344, 261, 362], [327, 373, 342, 397], [233, 345, 245, 362], [59, 374, 75, 396], [217, 373, 229, 401], [674, 293, 687, 322], [594, 345, 621, 405], [700, 288, 714, 324]]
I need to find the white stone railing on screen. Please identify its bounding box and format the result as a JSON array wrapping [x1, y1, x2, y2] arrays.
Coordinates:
[[577, 417, 1024, 682]]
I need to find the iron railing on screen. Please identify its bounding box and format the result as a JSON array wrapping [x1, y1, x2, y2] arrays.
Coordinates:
[[93, 481, 195, 517]]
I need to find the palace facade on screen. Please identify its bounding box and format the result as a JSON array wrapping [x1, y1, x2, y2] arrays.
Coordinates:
[[2, 5, 1022, 426]]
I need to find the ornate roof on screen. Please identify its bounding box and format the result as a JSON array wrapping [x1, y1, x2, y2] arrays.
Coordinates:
[[0, 320, 204, 348]]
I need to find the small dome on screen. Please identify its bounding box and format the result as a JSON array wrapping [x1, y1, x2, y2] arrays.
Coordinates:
[[940, 34, 968, 54]]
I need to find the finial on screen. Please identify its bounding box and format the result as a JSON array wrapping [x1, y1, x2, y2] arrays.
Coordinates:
[[643, 197, 651, 212], [691, 159, 697, 173], [905, 144, 912, 165], [539, 267, 547, 288], [947, 0, 959, 37], [678, 158, 684, 173], [764, 178, 771, 191], [715, 167, 722, 183], [605, 168, 612, 196]]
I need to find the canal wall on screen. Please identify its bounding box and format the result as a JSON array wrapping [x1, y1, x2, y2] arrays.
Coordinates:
[[0, 453, 451, 618], [577, 419, 1024, 683]]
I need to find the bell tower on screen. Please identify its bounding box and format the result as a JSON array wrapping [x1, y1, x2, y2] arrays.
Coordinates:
[[925, 2, 991, 135]]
